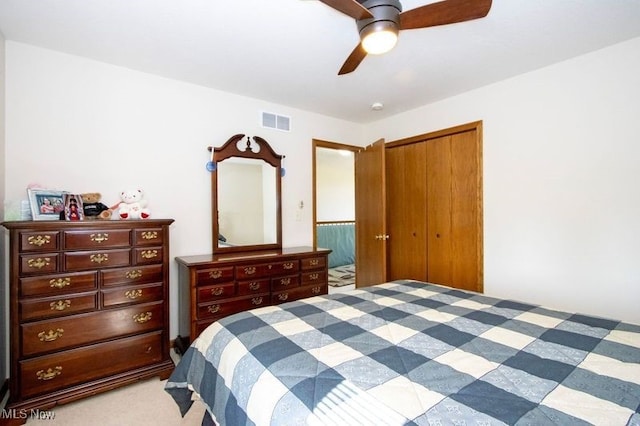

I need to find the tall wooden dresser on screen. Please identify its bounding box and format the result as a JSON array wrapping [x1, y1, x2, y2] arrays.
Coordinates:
[[175, 246, 330, 350], [1, 219, 174, 423]]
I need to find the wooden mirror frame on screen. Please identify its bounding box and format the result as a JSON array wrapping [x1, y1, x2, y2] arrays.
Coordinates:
[[210, 134, 283, 253]]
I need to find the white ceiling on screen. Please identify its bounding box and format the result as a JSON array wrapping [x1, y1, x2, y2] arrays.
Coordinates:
[[1, 0, 639, 123]]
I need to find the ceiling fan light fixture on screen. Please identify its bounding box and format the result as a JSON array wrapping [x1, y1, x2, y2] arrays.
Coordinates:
[[357, 0, 402, 55], [361, 21, 398, 55]]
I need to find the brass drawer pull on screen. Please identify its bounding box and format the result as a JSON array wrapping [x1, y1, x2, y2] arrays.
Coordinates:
[[50, 277, 71, 289], [210, 287, 223, 296], [207, 304, 220, 314], [243, 266, 256, 275], [50, 300, 71, 311], [90, 233, 109, 243], [125, 289, 143, 299], [133, 312, 153, 324], [283, 262, 294, 270], [309, 273, 319, 280], [90, 253, 109, 264], [27, 258, 51, 269], [141, 231, 158, 240], [278, 293, 289, 301], [251, 297, 263, 305], [28, 235, 51, 247], [312, 286, 322, 294], [36, 366, 62, 381], [126, 269, 143, 279], [141, 250, 158, 259], [249, 282, 260, 291], [38, 328, 64, 342], [280, 277, 291, 286], [309, 259, 319, 266], [209, 270, 223, 279]]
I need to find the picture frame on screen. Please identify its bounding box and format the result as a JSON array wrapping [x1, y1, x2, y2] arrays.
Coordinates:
[[63, 193, 85, 221], [27, 189, 67, 221]]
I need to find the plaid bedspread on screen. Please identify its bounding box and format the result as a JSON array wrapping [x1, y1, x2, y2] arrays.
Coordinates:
[[165, 280, 640, 425]]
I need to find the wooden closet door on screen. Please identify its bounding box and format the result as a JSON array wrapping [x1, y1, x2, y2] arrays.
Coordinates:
[[386, 143, 428, 281], [427, 131, 481, 292], [426, 136, 453, 285]]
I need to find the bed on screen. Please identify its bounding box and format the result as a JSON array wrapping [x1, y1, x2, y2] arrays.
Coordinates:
[[165, 280, 640, 425], [316, 221, 355, 287]]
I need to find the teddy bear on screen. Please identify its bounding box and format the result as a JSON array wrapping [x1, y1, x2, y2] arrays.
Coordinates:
[[117, 189, 151, 220], [81, 193, 112, 220]]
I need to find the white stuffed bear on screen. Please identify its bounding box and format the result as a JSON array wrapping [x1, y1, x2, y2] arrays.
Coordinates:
[[117, 189, 151, 220]]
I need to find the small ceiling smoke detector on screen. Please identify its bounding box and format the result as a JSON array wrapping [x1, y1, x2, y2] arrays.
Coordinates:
[[371, 102, 384, 111]]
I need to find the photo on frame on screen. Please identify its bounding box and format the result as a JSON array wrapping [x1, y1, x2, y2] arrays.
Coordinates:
[[27, 189, 66, 221], [63, 193, 84, 221]]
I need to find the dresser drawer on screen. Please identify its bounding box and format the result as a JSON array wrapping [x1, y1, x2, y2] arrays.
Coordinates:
[[271, 274, 300, 291], [134, 247, 163, 265], [64, 249, 131, 271], [63, 229, 131, 249], [237, 278, 270, 296], [102, 283, 164, 308], [197, 282, 237, 303], [195, 266, 234, 286], [19, 331, 164, 399], [197, 295, 268, 320], [134, 228, 164, 246], [20, 272, 97, 297], [20, 292, 98, 322], [20, 231, 60, 252], [235, 263, 273, 280], [101, 264, 163, 287], [20, 254, 59, 275], [301, 270, 327, 285], [272, 284, 326, 304], [21, 301, 165, 357], [269, 260, 299, 274], [301, 256, 326, 270]]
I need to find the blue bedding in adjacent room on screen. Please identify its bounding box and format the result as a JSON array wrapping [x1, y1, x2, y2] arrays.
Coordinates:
[[316, 222, 354, 269], [166, 280, 640, 425]]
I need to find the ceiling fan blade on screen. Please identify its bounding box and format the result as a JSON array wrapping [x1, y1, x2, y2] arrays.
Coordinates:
[[399, 0, 492, 30], [338, 43, 368, 75], [318, 0, 373, 20]]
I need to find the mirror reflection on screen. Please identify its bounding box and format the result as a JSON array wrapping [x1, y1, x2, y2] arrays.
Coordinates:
[[217, 158, 277, 247]]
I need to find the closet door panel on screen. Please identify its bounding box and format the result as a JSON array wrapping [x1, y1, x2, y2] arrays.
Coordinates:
[[386, 144, 428, 281], [426, 136, 453, 285], [450, 131, 480, 291]]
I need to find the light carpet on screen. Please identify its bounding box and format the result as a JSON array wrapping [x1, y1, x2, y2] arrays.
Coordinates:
[[25, 378, 206, 425]]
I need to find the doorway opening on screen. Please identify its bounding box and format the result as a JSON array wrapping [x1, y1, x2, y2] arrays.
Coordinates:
[[312, 139, 359, 292]]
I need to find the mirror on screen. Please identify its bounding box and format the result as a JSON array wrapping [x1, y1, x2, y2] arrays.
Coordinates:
[[211, 134, 283, 253]]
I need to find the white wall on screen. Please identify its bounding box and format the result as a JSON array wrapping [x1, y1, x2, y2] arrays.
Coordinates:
[[316, 148, 355, 222], [4, 33, 640, 348], [366, 36, 640, 325], [3, 41, 365, 338]]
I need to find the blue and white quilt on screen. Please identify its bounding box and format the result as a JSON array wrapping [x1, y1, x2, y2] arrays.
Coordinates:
[[165, 280, 640, 425]]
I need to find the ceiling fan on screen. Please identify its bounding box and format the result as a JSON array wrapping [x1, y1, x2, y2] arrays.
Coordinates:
[[317, 0, 492, 75]]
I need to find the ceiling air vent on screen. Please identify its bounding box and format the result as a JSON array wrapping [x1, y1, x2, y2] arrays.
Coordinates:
[[261, 112, 291, 132]]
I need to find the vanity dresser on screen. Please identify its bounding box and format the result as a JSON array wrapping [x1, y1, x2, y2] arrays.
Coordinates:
[[1, 219, 174, 424], [175, 134, 330, 351], [175, 246, 330, 347]]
